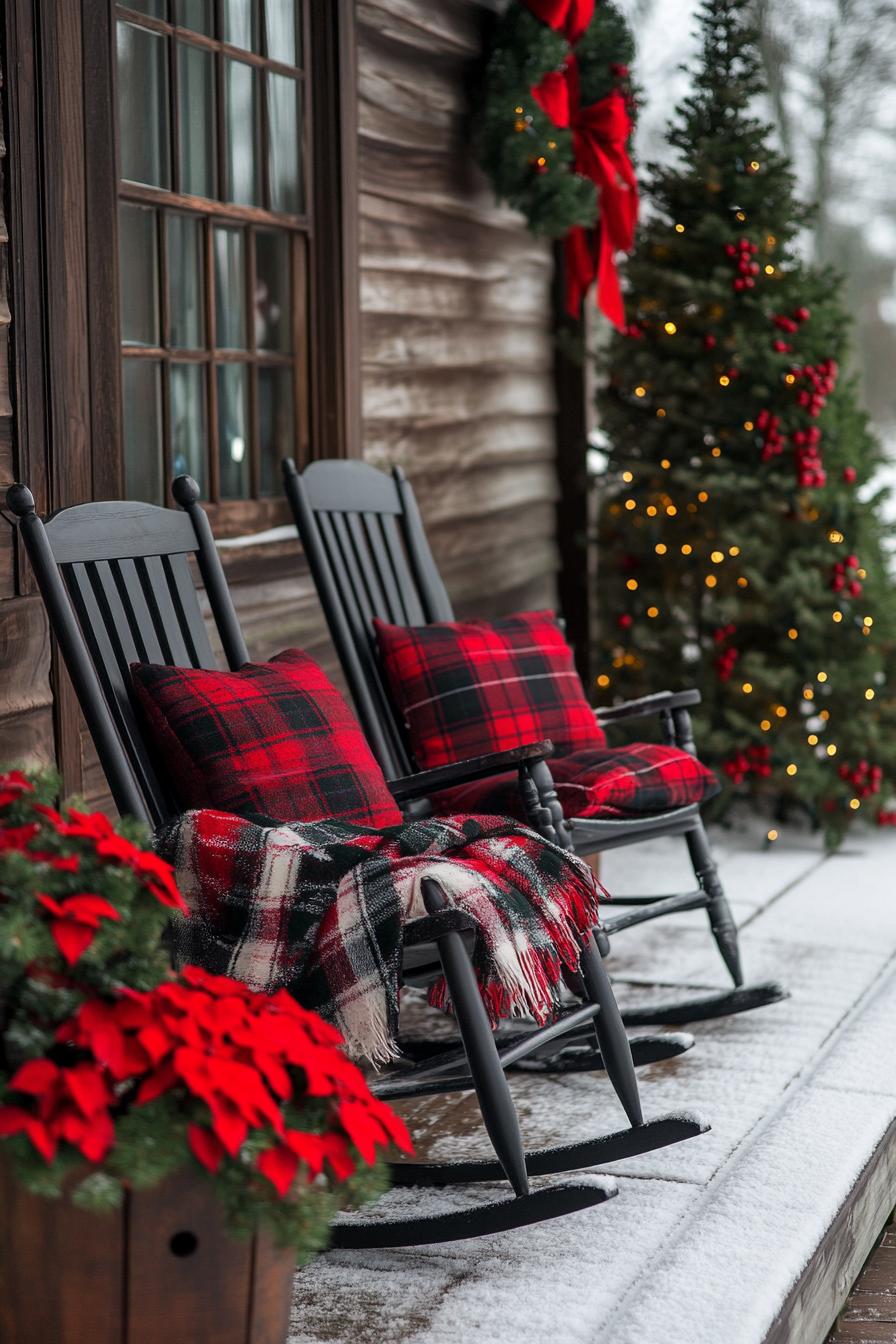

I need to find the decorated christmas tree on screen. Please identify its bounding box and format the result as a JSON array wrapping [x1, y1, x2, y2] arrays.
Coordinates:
[[594, 0, 896, 843]]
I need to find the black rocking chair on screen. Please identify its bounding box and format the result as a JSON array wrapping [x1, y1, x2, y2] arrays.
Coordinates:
[[282, 457, 787, 1027], [8, 476, 707, 1249]]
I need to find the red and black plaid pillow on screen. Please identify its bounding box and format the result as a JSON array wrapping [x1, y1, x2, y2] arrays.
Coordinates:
[[130, 649, 402, 828], [373, 610, 607, 770], [433, 744, 719, 819]]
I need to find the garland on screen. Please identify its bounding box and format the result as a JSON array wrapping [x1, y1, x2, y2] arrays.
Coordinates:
[[478, 0, 638, 327]]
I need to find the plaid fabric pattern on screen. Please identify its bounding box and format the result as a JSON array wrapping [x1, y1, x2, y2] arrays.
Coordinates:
[[156, 809, 603, 1063], [434, 743, 720, 820], [131, 650, 402, 829], [374, 610, 607, 770]]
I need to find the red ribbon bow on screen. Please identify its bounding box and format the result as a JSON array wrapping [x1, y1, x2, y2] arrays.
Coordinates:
[[532, 56, 638, 327], [522, 0, 596, 44]]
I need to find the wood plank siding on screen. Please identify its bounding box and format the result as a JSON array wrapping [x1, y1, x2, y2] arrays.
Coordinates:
[[356, 0, 560, 618], [224, 0, 560, 689], [0, 1, 561, 801], [0, 64, 56, 772]]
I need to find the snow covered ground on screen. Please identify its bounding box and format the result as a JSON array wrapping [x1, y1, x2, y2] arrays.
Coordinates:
[[289, 820, 896, 1344]]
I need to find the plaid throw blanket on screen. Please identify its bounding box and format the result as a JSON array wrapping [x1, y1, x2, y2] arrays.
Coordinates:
[[155, 810, 603, 1063]]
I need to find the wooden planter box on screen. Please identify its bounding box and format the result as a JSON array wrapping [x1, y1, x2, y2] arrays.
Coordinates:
[[0, 1162, 296, 1344]]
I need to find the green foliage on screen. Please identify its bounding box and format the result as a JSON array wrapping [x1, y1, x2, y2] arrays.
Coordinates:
[[0, 771, 395, 1257], [594, 0, 896, 844], [476, 3, 634, 236]]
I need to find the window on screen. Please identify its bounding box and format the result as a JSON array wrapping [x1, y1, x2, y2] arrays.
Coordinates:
[[115, 1, 310, 507]]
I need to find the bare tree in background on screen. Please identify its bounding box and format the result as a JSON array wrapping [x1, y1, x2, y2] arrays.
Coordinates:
[[751, 0, 896, 456], [752, 0, 896, 264]]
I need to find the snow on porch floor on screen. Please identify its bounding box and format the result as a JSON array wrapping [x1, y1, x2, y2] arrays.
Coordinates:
[[289, 821, 896, 1344]]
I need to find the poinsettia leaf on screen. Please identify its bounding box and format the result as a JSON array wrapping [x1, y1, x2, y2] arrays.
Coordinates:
[[283, 1129, 325, 1179], [48, 919, 96, 966], [256, 1143, 299, 1198], [0, 1105, 57, 1162], [59, 894, 121, 924], [9, 1058, 59, 1096], [207, 1099, 249, 1157], [320, 1132, 356, 1182], [187, 1123, 226, 1173], [135, 1061, 178, 1106], [64, 1064, 111, 1118]]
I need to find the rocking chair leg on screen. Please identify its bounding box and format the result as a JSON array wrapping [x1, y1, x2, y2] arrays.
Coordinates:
[[685, 818, 744, 987], [422, 879, 530, 1198], [578, 932, 643, 1128]]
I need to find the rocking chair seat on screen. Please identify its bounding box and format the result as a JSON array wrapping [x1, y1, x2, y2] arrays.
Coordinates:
[[432, 743, 719, 821]]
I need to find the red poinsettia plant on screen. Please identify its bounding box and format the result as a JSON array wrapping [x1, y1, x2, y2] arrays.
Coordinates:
[[0, 770, 410, 1256]]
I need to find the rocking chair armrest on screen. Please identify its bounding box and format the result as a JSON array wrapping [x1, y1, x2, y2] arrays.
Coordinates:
[[596, 688, 702, 725], [387, 740, 555, 802], [402, 908, 479, 946]]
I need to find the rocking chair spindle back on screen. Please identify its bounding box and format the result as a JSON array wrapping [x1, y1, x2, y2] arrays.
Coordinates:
[[281, 457, 454, 780], [6, 478, 247, 827]]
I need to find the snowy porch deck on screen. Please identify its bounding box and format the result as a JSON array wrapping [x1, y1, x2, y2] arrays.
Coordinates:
[[290, 822, 896, 1344]]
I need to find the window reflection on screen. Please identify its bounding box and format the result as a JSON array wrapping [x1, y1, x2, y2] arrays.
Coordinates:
[[118, 23, 170, 189], [122, 360, 164, 505], [255, 231, 291, 351], [224, 60, 260, 205], [168, 214, 205, 349], [217, 364, 250, 498], [259, 367, 294, 496], [214, 226, 246, 348], [171, 363, 207, 488], [178, 42, 216, 198], [119, 204, 159, 346]]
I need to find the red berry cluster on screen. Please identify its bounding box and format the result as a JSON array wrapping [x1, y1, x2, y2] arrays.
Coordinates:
[[830, 553, 862, 598], [837, 760, 882, 799], [725, 236, 759, 291], [794, 358, 837, 418], [723, 743, 772, 784], [755, 409, 784, 462], [877, 810, 896, 827], [625, 321, 645, 340], [713, 623, 739, 680], [772, 306, 811, 336], [792, 425, 826, 488]]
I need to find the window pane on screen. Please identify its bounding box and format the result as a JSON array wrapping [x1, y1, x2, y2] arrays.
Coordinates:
[[214, 227, 246, 348], [171, 363, 208, 488], [267, 74, 302, 214], [176, 0, 213, 32], [254, 231, 290, 352], [258, 367, 294, 496], [224, 60, 260, 205], [128, 0, 167, 16], [217, 364, 249, 498], [122, 360, 164, 504], [168, 214, 205, 348], [264, 0, 300, 66], [178, 43, 216, 198], [119, 204, 159, 347], [117, 23, 171, 189], [223, 0, 259, 51]]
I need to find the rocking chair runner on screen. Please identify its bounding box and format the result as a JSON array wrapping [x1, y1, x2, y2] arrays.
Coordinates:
[[282, 457, 786, 1026], [7, 476, 706, 1249]]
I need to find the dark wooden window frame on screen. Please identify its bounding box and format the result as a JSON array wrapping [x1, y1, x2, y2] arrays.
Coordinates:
[[2, 0, 361, 791], [4, 0, 360, 529], [115, 3, 314, 516]]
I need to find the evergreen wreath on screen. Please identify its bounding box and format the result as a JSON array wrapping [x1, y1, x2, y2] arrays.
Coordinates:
[[477, 0, 638, 323]]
